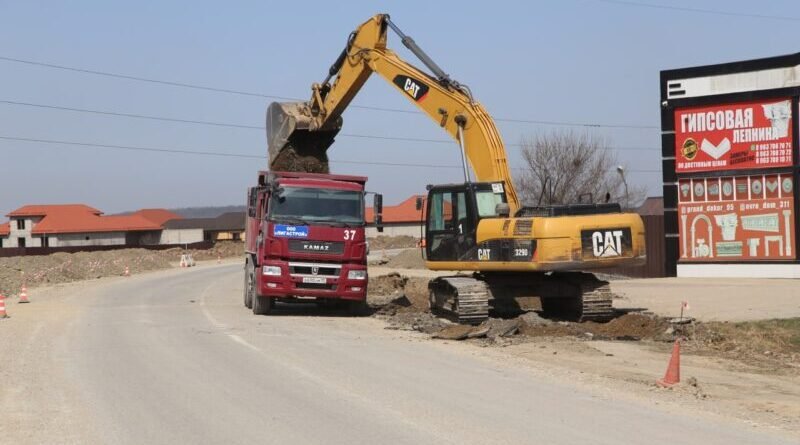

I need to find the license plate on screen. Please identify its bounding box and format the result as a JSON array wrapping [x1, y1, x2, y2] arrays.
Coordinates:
[[302, 277, 327, 284]]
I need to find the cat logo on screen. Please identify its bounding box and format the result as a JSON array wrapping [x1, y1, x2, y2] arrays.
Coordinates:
[[392, 75, 429, 102], [591, 230, 624, 257], [404, 78, 420, 98], [477, 248, 491, 261]]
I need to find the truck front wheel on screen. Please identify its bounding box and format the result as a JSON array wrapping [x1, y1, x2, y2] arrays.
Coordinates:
[[244, 260, 254, 309], [347, 300, 369, 316], [252, 293, 274, 315]]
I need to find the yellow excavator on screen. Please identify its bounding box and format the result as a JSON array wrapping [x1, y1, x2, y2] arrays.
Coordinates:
[[267, 14, 646, 324]]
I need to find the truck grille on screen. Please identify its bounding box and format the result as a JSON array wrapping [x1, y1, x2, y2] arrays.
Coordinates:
[[288, 262, 341, 278], [296, 282, 337, 290], [288, 240, 344, 255]]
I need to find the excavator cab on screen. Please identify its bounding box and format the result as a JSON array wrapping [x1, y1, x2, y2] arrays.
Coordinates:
[[424, 182, 508, 262]]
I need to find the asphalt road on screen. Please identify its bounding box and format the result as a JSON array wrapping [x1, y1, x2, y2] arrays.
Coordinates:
[[0, 263, 794, 444]]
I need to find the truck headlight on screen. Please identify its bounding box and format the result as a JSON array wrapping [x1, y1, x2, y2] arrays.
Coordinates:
[[347, 270, 367, 280], [262, 265, 282, 276]]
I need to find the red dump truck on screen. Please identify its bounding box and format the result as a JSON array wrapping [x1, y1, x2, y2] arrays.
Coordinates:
[[244, 170, 382, 315]]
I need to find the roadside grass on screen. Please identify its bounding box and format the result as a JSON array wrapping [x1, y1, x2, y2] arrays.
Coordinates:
[[690, 318, 800, 371]]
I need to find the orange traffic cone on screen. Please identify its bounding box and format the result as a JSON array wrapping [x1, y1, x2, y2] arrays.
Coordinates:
[[18, 285, 29, 303], [0, 293, 8, 318], [124, 266, 130, 277], [657, 339, 681, 387]]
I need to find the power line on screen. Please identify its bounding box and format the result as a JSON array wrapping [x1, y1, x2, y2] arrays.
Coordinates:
[[0, 135, 460, 169], [0, 134, 661, 173], [493, 116, 657, 129], [590, 0, 800, 22], [0, 56, 293, 100], [0, 99, 263, 130], [0, 99, 661, 151], [0, 55, 657, 130]]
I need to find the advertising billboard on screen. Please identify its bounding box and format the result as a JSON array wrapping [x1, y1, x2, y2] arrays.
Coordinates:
[[678, 174, 795, 261], [674, 98, 793, 173]]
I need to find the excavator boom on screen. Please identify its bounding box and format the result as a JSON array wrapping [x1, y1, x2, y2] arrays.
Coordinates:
[[266, 14, 520, 211]]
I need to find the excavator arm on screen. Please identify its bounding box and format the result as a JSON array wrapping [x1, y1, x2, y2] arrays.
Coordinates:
[[267, 14, 520, 212]]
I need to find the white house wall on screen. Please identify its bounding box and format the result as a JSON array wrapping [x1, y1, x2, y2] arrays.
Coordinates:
[[160, 229, 204, 245], [6, 216, 44, 247], [54, 232, 127, 247]]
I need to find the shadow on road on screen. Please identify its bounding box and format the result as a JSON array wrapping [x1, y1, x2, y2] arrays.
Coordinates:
[[254, 300, 377, 318]]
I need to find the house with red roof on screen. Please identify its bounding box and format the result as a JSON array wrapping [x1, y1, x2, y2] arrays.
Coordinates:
[[365, 195, 427, 238], [0, 204, 182, 248]]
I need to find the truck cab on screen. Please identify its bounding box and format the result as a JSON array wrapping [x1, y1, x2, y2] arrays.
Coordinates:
[[244, 171, 381, 315]]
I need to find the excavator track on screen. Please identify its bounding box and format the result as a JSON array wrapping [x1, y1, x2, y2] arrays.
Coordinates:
[[576, 276, 615, 322], [538, 272, 616, 322], [430, 272, 616, 324], [428, 276, 490, 325]]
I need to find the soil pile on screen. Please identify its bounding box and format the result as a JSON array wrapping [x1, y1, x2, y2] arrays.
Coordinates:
[[368, 273, 409, 304], [0, 242, 244, 296], [367, 272, 673, 342], [367, 272, 800, 372], [270, 145, 330, 173], [191, 241, 244, 260], [368, 236, 419, 250], [368, 273, 443, 332], [384, 248, 426, 269], [519, 313, 669, 341], [368, 273, 429, 309]]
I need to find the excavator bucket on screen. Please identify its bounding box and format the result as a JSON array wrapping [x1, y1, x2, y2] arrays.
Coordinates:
[[266, 102, 342, 173]]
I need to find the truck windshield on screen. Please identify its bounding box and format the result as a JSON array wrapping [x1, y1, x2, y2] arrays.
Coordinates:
[[268, 187, 364, 225]]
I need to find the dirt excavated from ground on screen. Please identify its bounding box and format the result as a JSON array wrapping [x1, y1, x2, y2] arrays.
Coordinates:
[[368, 273, 446, 333], [367, 272, 799, 371], [368, 236, 419, 250], [270, 145, 330, 174], [383, 248, 426, 269]]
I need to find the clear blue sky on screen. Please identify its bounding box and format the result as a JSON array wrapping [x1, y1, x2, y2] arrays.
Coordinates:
[[1, 0, 797, 213]]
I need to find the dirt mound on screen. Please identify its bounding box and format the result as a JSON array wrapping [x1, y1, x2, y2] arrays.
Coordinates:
[[368, 236, 419, 250], [368, 273, 408, 299], [368, 273, 429, 309], [0, 249, 172, 294], [0, 242, 244, 295], [385, 248, 426, 269], [368, 273, 444, 333], [433, 324, 474, 340], [190, 241, 244, 260], [270, 145, 330, 173], [519, 313, 669, 340], [366, 273, 683, 346], [589, 313, 670, 340]]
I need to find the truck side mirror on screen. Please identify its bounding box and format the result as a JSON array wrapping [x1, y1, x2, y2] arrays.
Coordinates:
[[415, 196, 423, 211], [374, 194, 384, 233]]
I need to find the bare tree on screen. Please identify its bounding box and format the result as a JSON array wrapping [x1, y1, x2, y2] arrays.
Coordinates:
[[515, 130, 646, 209]]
